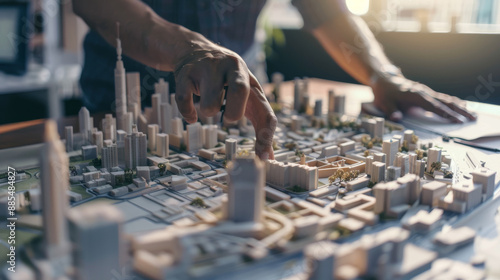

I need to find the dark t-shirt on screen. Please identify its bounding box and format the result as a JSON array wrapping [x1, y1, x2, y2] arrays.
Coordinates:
[[80, 0, 345, 112]]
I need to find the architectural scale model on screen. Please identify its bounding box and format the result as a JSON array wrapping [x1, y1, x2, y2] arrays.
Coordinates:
[[0, 31, 499, 280]]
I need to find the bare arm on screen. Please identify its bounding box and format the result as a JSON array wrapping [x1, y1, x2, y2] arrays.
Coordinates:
[[311, 4, 475, 122], [73, 0, 210, 72], [73, 0, 277, 159]]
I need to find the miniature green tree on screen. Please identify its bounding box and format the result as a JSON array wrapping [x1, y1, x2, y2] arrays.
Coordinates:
[[329, 170, 344, 184], [124, 168, 134, 184], [69, 166, 77, 176], [399, 140, 409, 153], [180, 143, 187, 151], [284, 142, 297, 151], [290, 185, 306, 193], [158, 163, 166, 176], [295, 149, 304, 158], [92, 157, 102, 167], [190, 197, 207, 208], [115, 176, 124, 186], [415, 149, 424, 160], [411, 134, 419, 144], [429, 162, 442, 174]]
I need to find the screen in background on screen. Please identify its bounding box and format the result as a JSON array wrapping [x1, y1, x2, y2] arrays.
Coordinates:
[[0, 8, 19, 63]]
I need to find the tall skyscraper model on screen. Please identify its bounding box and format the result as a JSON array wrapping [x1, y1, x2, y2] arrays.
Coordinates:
[[40, 120, 71, 274], [227, 155, 265, 223], [114, 23, 127, 131]]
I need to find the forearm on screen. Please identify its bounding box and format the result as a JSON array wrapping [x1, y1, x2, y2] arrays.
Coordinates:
[[72, 0, 212, 72], [312, 13, 398, 85]]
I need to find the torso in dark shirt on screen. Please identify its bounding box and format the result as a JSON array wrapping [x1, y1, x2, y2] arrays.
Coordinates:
[[79, 0, 344, 112], [80, 0, 267, 112]]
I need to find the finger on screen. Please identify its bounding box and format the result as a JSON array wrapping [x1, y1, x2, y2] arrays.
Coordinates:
[[373, 98, 402, 122], [224, 68, 250, 122], [437, 96, 477, 121], [412, 93, 465, 123], [175, 74, 198, 123], [244, 73, 277, 160], [199, 67, 225, 117]]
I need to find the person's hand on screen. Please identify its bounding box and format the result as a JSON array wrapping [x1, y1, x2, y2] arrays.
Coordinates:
[[174, 45, 277, 160], [371, 75, 477, 123]]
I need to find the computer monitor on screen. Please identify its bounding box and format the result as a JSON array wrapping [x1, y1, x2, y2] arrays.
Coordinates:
[[0, 1, 29, 75]]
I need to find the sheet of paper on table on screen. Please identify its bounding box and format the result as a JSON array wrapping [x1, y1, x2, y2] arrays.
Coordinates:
[[403, 108, 500, 141], [362, 101, 500, 150]]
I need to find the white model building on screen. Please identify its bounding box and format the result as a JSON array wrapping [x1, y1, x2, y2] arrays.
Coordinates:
[[333, 94, 345, 114], [169, 118, 184, 148], [328, 89, 335, 114], [339, 141, 355, 156], [126, 72, 141, 110], [293, 78, 302, 112], [124, 130, 147, 169], [160, 102, 173, 134], [136, 166, 151, 182], [397, 174, 421, 204], [303, 227, 434, 280], [373, 174, 421, 218], [403, 130, 414, 144], [116, 130, 126, 164], [371, 162, 386, 183], [227, 156, 265, 223], [186, 122, 203, 152], [225, 138, 237, 160], [78, 107, 91, 143], [124, 112, 134, 134], [68, 204, 124, 280], [65, 126, 73, 152], [427, 147, 442, 173], [365, 155, 374, 176], [101, 114, 117, 142], [114, 25, 127, 131], [170, 94, 180, 119], [447, 181, 482, 213], [470, 168, 497, 200], [421, 181, 447, 207], [374, 117, 384, 139], [395, 153, 409, 176], [155, 78, 169, 102], [362, 117, 384, 139], [408, 153, 417, 174], [147, 124, 159, 151], [314, 99, 323, 117], [266, 160, 318, 191], [151, 93, 161, 127], [415, 160, 426, 177], [382, 139, 399, 167], [155, 133, 169, 158], [203, 124, 218, 149], [39, 120, 71, 272], [387, 166, 401, 181], [92, 130, 103, 155], [102, 144, 118, 170], [291, 115, 302, 132], [373, 152, 386, 165], [81, 145, 97, 160]]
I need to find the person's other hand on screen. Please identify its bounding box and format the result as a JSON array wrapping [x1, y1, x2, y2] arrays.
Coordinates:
[[371, 76, 477, 123], [174, 47, 277, 160]]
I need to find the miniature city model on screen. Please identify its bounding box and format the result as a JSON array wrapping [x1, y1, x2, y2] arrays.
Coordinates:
[[0, 33, 499, 280]]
